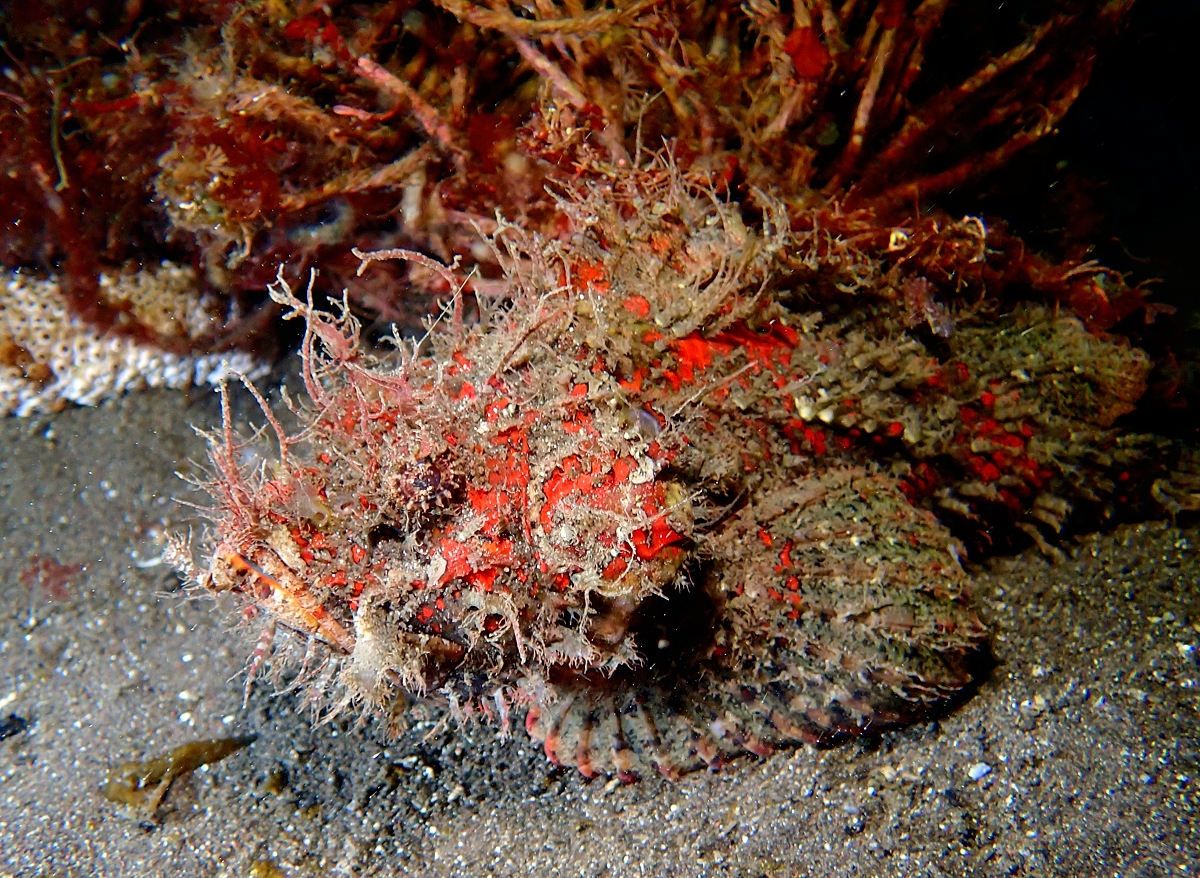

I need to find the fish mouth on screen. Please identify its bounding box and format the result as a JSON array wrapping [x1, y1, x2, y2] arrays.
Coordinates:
[[549, 562, 721, 691]]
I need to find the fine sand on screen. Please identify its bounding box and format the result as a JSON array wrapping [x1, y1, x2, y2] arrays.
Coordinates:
[[1, 387, 1196, 877]]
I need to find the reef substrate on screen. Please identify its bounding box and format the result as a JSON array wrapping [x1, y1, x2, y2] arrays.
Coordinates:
[[1, 0, 1152, 354], [0, 263, 261, 416]]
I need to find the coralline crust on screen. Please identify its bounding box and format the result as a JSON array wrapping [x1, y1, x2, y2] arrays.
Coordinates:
[[184, 164, 1159, 781], [0, 262, 262, 417]]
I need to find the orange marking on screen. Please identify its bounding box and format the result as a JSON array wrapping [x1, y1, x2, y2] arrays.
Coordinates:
[[221, 549, 355, 654], [622, 295, 651, 318]]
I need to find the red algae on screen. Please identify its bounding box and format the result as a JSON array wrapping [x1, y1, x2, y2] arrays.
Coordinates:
[[20, 555, 83, 603], [0, 0, 1154, 354], [170, 139, 1188, 780]]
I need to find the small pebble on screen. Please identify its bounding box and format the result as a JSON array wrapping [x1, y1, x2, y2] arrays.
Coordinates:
[[968, 762, 992, 781], [0, 713, 30, 741]]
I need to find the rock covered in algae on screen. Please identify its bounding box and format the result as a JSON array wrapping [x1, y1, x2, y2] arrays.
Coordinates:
[[0, 262, 262, 417], [176, 162, 1161, 781]]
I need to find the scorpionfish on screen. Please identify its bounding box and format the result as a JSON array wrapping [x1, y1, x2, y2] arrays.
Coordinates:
[[180, 163, 1159, 781]]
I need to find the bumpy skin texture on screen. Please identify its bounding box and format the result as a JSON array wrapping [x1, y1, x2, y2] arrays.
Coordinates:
[[186, 166, 1154, 781]]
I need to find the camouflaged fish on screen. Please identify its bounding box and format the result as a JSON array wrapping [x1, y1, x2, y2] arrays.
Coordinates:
[[175, 164, 1158, 781]]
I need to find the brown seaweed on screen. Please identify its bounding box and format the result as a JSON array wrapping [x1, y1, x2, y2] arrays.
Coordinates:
[[100, 735, 255, 821]]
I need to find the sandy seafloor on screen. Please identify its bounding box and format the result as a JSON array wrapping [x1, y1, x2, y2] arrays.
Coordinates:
[[0, 385, 1196, 878]]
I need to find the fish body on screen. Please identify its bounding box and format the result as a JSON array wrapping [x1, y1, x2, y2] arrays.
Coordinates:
[[190, 169, 1151, 780]]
